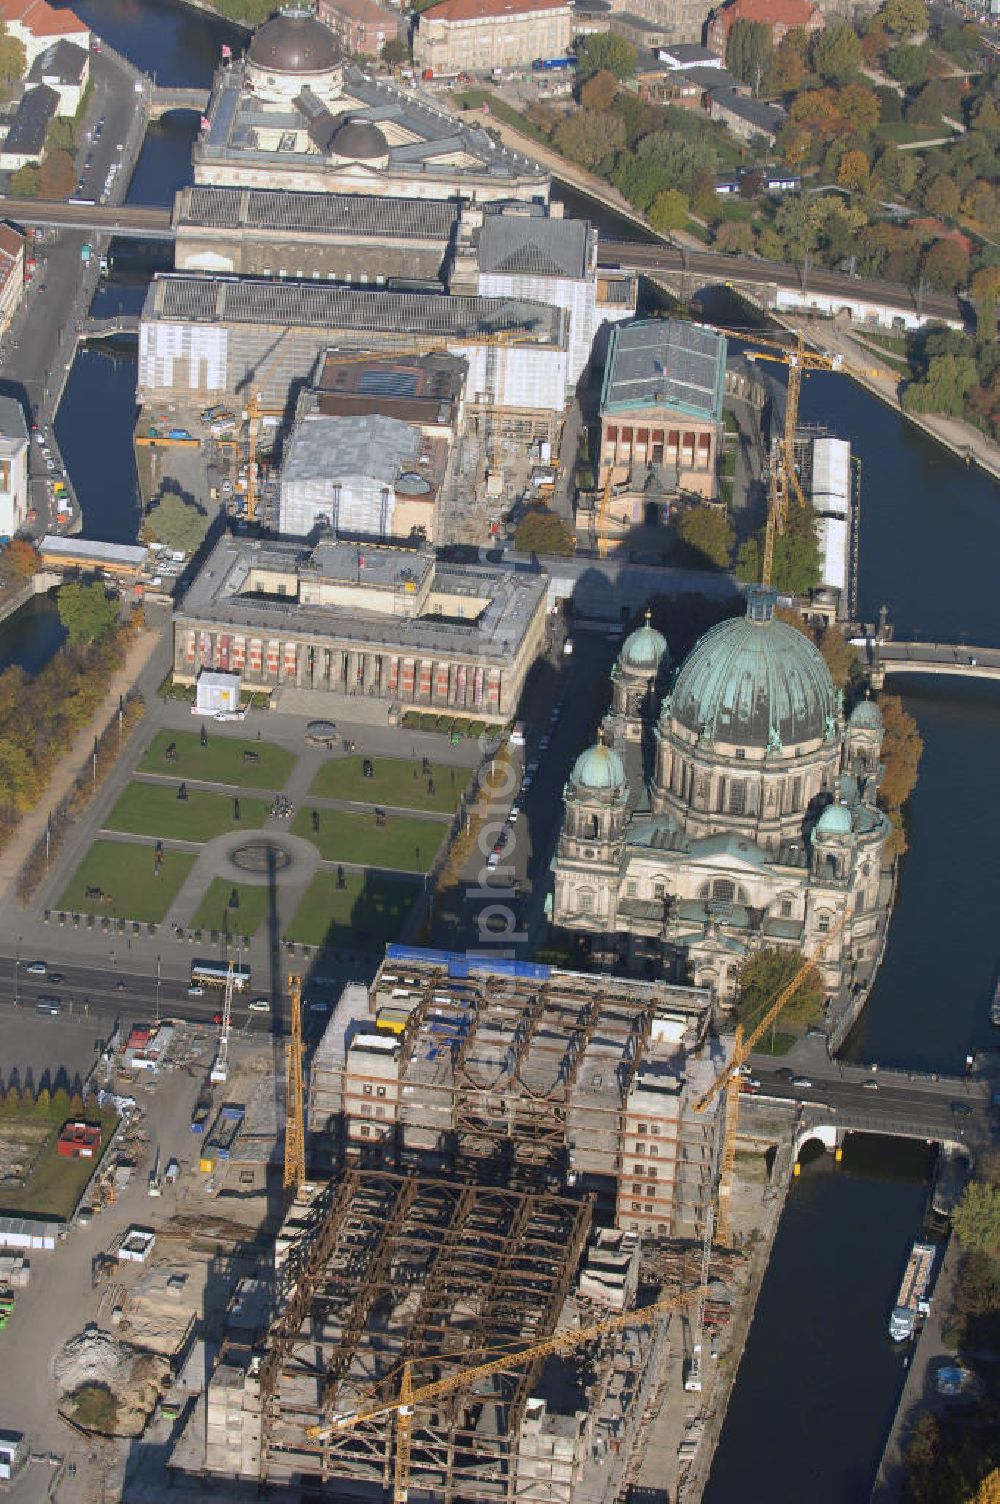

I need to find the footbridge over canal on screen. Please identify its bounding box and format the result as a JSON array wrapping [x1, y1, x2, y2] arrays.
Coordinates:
[[852, 636, 1000, 685]]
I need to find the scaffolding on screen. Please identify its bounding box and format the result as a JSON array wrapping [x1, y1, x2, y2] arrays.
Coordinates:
[[256, 1172, 593, 1499]]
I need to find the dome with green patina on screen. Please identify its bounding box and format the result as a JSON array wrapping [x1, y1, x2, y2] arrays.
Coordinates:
[[667, 586, 838, 749], [848, 694, 883, 732], [620, 612, 669, 673], [570, 740, 627, 792], [816, 801, 853, 836]]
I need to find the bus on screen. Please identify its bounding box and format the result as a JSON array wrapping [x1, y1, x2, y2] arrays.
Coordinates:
[[190, 960, 251, 991], [532, 56, 576, 71]]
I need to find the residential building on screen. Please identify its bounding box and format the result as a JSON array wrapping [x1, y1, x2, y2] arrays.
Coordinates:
[[0, 224, 24, 336], [26, 37, 89, 114], [0, 83, 59, 170], [708, 86, 785, 144], [598, 318, 726, 502], [316, 0, 398, 54], [607, 0, 713, 46], [0, 0, 89, 65], [173, 534, 549, 721], [706, 0, 824, 57], [0, 395, 29, 539], [608, 10, 678, 46], [413, 0, 572, 75], [195, 9, 549, 204], [551, 587, 892, 1003]]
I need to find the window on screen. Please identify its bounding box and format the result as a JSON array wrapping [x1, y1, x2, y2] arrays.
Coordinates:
[[635, 1142, 645, 1155], [376, 1085, 386, 1098], [735, 747, 746, 760], [653, 882, 665, 899], [631, 1201, 642, 1212], [361, 1104, 372, 1118], [818, 912, 831, 933], [363, 1083, 372, 1096], [650, 1122, 660, 1136], [649, 1143, 658, 1157], [728, 782, 746, 815], [579, 891, 594, 914], [712, 879, 735, 903], [645, 1203, 654, 1214], [240, 1170, 254, 1185], [637, 1122, 648, 1135], [626, 880, 637, 897], [781, 899, 792, 918], [647, 1166, 657, 1179], [633, 1181, 643, 1195]]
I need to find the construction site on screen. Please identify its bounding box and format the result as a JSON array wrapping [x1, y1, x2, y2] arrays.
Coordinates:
[[162, 948, 758, 1501]]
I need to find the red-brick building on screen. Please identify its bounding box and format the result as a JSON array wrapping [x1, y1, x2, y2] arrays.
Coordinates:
[[707, 0, 823, 60]]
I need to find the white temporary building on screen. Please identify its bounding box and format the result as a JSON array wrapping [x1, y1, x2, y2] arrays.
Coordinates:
[[195, 670, 242, 715]]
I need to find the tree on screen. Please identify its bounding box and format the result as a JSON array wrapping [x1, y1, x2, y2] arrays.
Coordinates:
[[735, 947, 824, 1032], [579, 68, 618, 112], [837, 148, 870, 189], [380, 36, 408, 66], [514, 507, 575, 555], [649, 187, 689, 233], [902, 351, 978, 415], [836, 81, 880, 135], [920, 237, 969, 292], [141, 492, 210, 553], [953, 1180, 1000, 1261], [861, 24, 892, 64], [921, 172, 960, 217], [573, 32, 636, 81], [714, 218, 756, 254], [767, 28, 808, 92], [963, 180, 1000, 234], [812, 24, 861, 83], [874, 84, 902, 123], [879, 0, 928, 36], [906, 78, 948, 126], [877, 693, 922, 818], [971, 264, 1000, 340], [674, 504, 734, 568], [8, 163, 38, 198], [553, 108, 625, 170], [38, 149, 76, 199], [2, 539, 40, 578], [726, 19, 772, 90], [736, 497, 821, 595], [56, 582, 120, 646], [788, 88, 850, 144], [0, 21, 25, 84], [886, 41, 928, 87]]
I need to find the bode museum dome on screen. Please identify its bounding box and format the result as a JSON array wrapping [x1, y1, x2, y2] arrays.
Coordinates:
[[552, 587, 892, 1011]]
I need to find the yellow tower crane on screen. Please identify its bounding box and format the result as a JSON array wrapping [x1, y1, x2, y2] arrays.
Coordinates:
[[694, 911, 848, 1246], [305, 1282, 708, 1502], [715, 328, 891, 587], [283, 973, 306, 1194]]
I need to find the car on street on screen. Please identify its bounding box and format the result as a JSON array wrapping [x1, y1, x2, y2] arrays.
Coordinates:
[[486, 851, 500, 870], [187, 984, 204, 997], [791, 1076, 813, 1089], [521, 773, 533, 791], [36, 997, 61, 1014], [507, 804, 521, 823], [861, 1078, 879, 1091], [34, 431, 45, 448], [212, 1012, 224, 1025], [774, 1066, 794, 1080], [47, 972, 64, 984], [26, 961, 47, 975], [950, 1101, 972, 1116], [249, 998, 270, 1013], [539, 735, 551, 751], [45, 457, 55, 471]]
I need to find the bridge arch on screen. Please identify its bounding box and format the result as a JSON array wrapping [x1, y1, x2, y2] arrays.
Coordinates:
[[794, 1123, 841, 1160]]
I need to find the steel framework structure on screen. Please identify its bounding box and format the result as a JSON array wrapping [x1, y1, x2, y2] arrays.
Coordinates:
[[257, 1172, 592, 1500]]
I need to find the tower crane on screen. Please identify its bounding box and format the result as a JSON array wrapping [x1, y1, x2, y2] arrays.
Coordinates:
[[209, 959, 235, 1084], [304, 1282, 708, 1503], [714, 327, 891, 588], [283, 973, 306, 1194], [694, 910, 848, 1245]]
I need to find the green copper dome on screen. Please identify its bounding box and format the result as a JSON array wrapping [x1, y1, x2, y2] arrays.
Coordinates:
[[848, 694, 883, 731], [816, 801, 852, 835], [667, 587, 837, 749], [620, 612, 669, 672], [571, 740, 627, 792]]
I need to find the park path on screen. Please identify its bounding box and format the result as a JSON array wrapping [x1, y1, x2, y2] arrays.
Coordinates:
[[0, 620, 166, 903]]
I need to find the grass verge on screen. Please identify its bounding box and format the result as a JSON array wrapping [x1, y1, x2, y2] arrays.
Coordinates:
[[309, 753, 468, 814], [58, 840, 196, 922], [105, 782, 269, 841], [292, 806, 445, 872], [286, 870, 420, 949], [139, 729, 295, 790], [189, 878, 270, 937]]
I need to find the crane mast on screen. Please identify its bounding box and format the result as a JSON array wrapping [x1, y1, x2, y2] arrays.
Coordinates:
[[209, 959, 235, 1084], [283, 973, 306, 1194]]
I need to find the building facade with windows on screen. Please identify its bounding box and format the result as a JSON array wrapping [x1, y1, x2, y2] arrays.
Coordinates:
[[173, 534, 548, 721], [413, 0, 571, 74], [0, 396, 29, 539], [551, 588, 892, 1005]]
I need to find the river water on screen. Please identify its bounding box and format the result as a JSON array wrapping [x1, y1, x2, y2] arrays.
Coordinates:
[[19, 7, 1000, 1497]]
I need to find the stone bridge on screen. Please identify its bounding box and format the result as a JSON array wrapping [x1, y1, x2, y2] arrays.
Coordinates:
[[148, 86, 211, 119]]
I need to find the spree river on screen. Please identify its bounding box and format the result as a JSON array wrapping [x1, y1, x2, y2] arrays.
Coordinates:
[[31, 6, 1000, 1497]]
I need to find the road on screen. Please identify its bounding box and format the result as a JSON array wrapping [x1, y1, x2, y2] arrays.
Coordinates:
[[0, 197, 171, 237], [746, 1060, 989, 1142]]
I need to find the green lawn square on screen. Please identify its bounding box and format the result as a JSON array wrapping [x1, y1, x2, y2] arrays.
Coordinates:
[[292, 805, 445, 872], [309, 754, 468, 814], [139, 729, 296, 790], [105, 782, 270, 841], [190, 879, 271, 938], [286, 870, 420, 950], [58, 840, 196, 922]]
